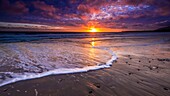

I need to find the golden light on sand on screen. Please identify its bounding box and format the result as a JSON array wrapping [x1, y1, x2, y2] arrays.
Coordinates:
[[90, 28, 98, 32]]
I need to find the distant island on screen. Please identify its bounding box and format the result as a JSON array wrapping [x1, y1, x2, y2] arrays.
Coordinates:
[[123, 26, 170, 32], [155, 26, 170, 32]]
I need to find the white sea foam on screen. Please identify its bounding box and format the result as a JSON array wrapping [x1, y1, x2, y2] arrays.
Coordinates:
[[0, 46, 117, 87]]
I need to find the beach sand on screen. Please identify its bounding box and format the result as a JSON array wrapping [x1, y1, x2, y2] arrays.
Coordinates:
[[0, 46, 170, 96], [0, 33, 170, 96]]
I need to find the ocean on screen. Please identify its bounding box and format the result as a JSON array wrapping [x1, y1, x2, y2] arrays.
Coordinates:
[[0, 32, 169, 87]]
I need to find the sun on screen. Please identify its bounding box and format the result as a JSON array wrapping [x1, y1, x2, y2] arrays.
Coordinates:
[[90, 28, 97, 32]]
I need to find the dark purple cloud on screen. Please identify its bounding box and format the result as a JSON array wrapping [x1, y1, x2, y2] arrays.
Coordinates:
[[32, 1, 56, 13], [0, 0, 29, 15]]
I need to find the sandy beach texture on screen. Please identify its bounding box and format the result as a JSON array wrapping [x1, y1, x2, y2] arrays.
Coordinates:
[[0, 33, 170, 96]]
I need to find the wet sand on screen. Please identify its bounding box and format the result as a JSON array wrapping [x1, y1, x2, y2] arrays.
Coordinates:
[[0, 51, 170, 96], [0, 33, 170, 96]]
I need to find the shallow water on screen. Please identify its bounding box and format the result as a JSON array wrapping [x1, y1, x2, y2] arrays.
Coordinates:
[[0, 32, 169, 87]]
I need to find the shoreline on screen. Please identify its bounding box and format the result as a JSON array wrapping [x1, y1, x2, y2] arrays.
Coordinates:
[[0, 33, 170, 96], [0, 54, 170, 96], [0, 47, 117, 87]]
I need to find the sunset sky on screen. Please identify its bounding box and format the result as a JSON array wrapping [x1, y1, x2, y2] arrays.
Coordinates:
[[0, 0, 170, 32]]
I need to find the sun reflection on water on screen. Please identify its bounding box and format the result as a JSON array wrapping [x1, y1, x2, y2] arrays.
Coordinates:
[[91, 38, 95, 47], [89, 38, 96, 59]]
